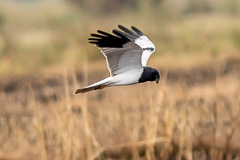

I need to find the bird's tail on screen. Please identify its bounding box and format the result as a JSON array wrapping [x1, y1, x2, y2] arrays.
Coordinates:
[[73, 77, 112, 94], [73, 85, 106, 94]]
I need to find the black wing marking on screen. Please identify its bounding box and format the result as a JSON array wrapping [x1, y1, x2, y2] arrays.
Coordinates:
[[131, 26, 145, 36], [88, 25, 145, 48], [89, 30, 129, 48], [118, 25, 139, 38]]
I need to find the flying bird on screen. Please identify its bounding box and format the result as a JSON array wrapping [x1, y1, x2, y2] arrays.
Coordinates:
[[73, 25, 160, 94]]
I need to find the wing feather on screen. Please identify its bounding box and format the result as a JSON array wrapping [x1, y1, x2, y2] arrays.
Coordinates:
[[88, 25, 156, 75], [101, 43, 142, 75], [131, 26, 144, 36], [118, 25, 139, 38]]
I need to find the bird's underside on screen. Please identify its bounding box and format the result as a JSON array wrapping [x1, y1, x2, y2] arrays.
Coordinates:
[[73, 25, 159, 94]]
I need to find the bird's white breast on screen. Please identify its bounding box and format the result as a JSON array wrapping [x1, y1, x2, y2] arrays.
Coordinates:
[[109, 68, 143, 86]]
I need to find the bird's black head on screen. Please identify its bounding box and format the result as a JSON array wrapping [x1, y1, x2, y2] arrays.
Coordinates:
[[138, 67, 160, 84]]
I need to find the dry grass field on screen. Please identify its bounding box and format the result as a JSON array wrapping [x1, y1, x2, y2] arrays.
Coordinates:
[[1, 0, 240, 160], [1, 61, 240, 160]]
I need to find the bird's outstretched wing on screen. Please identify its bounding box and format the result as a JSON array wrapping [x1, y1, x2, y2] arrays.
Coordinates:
[[88, 25, 155, 76]]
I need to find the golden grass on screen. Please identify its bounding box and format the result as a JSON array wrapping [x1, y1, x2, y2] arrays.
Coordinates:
[[1, 1, 240, 159], [0, 62, 240, 159]]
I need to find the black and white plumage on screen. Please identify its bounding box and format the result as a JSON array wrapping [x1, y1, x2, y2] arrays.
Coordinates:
[[73, 25, 160, 94]]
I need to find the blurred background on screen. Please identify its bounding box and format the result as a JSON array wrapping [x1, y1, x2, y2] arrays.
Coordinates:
[[0, 0, 240, 159]]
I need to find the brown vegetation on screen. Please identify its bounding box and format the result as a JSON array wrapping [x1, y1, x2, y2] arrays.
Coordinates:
[[1, 0, 240, 159], [1, 62, 240, 159]]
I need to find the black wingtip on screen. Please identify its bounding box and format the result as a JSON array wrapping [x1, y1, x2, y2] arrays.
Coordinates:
[[113, 29, 136, 41], [88, 38, 100, 41], [90, 33, 106, 38], [97, 30, 113, 37], [88, 26, 144, 48], [131, 26, 144, 36], [117, 24, 122, 28], [118, 25, 138, 38]]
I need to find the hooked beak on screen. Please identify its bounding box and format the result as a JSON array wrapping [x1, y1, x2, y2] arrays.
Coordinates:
[[155, 77, 160, 84]]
